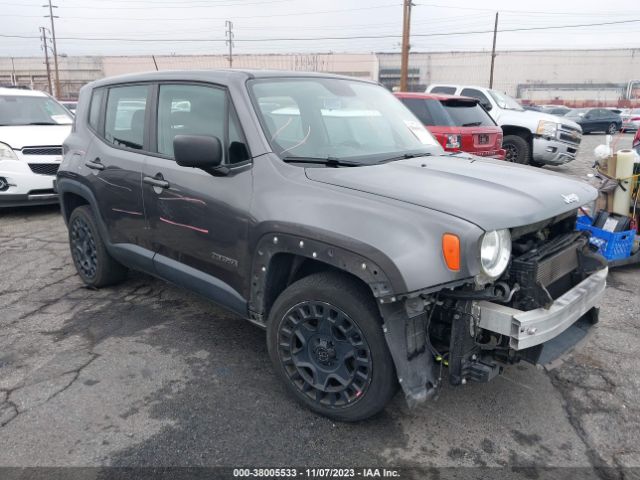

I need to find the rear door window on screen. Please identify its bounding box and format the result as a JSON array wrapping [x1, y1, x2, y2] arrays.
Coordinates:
[[442, 101, 495, 127], [104, 85, 150, 150]]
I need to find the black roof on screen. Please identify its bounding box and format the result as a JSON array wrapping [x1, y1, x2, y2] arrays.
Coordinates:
[[89, 69, 377, 89]]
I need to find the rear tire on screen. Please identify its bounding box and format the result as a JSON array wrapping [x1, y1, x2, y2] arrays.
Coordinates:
[[267, 271, 398, 422], [503, 134, 530, 165], [68, 205, 127, 287]]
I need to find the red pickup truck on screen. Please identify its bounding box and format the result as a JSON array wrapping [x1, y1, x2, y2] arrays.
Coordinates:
[[395, 92, 505, 160]]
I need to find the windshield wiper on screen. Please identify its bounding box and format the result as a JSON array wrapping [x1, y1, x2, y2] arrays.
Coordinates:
[[26, 122, 59, 125], [377, 152, 432, 164], [462, 121, 482, 127], [281, 156, 359, 167]]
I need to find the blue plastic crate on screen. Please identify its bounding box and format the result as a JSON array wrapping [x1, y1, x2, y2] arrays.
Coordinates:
[[576, 215, 636, 261]]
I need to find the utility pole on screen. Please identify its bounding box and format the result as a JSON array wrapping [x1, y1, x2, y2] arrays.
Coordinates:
[[43, 0, 60, 98], [225, 20, 234, 68], [489, 12, 499, 88], [400, 0, 413, 91], [40, 27, 53, 95], [10, 57, 16, 86]]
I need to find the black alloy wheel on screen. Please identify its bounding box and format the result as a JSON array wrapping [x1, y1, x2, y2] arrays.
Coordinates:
[[504, 143, 519, 163], [67, 205, 127, 287], [70, 215, 98, 280], [502, 134, 530, 164], [277, 300, 372, 408]]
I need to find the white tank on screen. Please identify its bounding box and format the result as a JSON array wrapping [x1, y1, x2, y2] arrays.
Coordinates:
[[612, 149, 636, 216]]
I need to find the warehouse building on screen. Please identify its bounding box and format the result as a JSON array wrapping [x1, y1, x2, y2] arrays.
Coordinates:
[[0, 49, 638, 105], [377, 49, 640, 104]]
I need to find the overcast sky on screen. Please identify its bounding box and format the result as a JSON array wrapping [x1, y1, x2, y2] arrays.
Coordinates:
[[1, 0, 639, 57]]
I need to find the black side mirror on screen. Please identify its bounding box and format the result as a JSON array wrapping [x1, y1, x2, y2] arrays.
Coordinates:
[[481, 102, 492, 111], [174, 135, 227, 175]]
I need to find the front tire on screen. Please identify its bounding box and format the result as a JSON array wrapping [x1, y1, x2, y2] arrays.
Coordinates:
[[503, 134, 530, 164], [68, 205, 127, 287], [607, 123, 618, 135], [267, 272, 397, 422]]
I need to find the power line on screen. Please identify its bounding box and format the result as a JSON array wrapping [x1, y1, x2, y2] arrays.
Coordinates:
[[415, 2, 640, 16], [3, 17, 640, 43], [3, 3, 401, 20]]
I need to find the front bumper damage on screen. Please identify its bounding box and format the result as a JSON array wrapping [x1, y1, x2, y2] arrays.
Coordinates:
[[381, 263, 607, 408], [478, 267, 607, 351]]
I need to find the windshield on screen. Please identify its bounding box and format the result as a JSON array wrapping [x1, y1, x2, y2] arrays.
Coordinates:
[[487, 90, 524, 111], [249, 78, 442, 164], [0, 95, 73, 126]]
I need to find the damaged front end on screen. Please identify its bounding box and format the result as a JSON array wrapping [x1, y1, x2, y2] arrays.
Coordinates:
[[381, 212, 608, 407]]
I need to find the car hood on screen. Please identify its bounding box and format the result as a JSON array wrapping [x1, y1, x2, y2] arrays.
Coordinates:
[[0, 125, 72, 149], [305, 155, 597, 231]]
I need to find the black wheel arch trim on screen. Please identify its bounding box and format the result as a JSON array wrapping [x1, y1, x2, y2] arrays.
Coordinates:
[[249, 230, 407, 323]]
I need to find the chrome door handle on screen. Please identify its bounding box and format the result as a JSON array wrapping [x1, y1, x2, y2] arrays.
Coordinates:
[[143, 176, 170, 189]]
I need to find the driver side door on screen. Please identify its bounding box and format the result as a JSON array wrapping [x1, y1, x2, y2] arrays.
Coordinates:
[[141, 82, 253, 315]]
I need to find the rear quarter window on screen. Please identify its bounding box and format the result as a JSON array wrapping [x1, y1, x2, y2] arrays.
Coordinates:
[[88, 88, 104, 131]]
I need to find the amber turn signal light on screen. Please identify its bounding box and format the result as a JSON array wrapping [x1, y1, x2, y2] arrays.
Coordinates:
[[442, 233, 461, 271]]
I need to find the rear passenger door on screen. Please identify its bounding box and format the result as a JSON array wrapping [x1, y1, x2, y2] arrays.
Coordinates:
[[141, 82, 252, 312], [583, 109, 599, 132], [85, 84, 150, 247]]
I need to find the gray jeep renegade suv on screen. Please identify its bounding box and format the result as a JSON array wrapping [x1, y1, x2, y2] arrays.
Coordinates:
[[57, 70, 607, 421]]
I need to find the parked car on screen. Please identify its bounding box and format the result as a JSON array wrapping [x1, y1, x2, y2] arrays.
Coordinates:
[[621, 108, 640, 132], [58, 71, 607, 421], [564, 108, 622, 134], [426, 84, 582, 166], [540, 105, 572, 116], [60, 101, 78, 115], [394, 92, 505, 159], [0, 87, 73, 207], [633, 128, 640, 152]]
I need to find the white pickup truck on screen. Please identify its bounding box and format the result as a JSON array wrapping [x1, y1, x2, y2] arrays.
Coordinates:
[[426, 84, 582, 166]]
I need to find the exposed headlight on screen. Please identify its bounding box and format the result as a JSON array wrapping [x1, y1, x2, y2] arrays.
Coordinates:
[[536, 120, 558, 138], [480, 229, 511, 279], [0, 142, 18, 161]]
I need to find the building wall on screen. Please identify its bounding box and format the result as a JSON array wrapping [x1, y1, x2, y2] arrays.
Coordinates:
[[0, 56, 102, 99], [378, 49, 640, 104], [1, 49, 639, 104], [101, 53, 379, 79]]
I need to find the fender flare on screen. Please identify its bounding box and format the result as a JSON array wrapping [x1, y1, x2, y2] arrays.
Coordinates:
[[248, 231, 406, 322], [57, 177, 109, 239]]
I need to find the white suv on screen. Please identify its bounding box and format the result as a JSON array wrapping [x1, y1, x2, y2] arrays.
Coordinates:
[[0, 87, 73, 207], [426, 84, 582, 166]]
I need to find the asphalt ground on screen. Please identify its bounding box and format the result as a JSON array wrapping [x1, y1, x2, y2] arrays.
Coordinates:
[[0, 132, 638, 479]]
